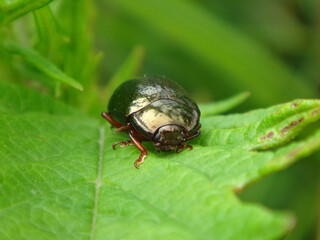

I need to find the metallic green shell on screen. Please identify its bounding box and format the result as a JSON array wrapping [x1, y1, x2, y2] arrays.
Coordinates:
[[108, 76, 200, 136]]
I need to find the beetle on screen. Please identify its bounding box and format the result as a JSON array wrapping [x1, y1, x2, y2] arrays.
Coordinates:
[[101, 76, 201, 168]]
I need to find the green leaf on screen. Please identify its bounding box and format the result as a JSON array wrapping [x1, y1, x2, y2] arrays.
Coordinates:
[[0, 81, 80, 116], [33, 6, 62, 59], [0, 0, 53, 24], [53, 0, 99, 87], [1, 83, 320, 239], [200, 99, 320, 150], [4, 42, 84, 91], [39, 0, 101, 107], [199, 91, 250, 117]]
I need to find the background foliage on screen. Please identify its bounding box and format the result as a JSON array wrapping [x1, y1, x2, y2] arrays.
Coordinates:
[[0, 0, 319, 239]]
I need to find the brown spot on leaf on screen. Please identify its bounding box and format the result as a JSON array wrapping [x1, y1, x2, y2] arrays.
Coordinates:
[[286, 217, 297, 231], [259, 131, 274, 140], [280, 117, 304, 136], [287, 148, 301, 159], [34, 135, 45, 140], [291, 102, 298, 108], [311, 107, 320, 116]]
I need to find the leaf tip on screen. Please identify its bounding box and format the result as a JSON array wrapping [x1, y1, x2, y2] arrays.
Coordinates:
[[72, 82, 84, 91]]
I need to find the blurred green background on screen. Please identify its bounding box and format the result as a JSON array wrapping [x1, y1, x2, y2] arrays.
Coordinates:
[[0, 0, 319, 239]]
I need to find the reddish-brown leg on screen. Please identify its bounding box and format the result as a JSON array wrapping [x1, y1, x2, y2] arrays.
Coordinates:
[[186, 124, 201, 141], [176, 142, 193, 153], [101, 112, 123, 128], [152, 142, 161, 152], [102, 112, 148, 168], [175, 124, 201, 153], [102, 112, 132, 149], [115, 125, 129, 133], [112, 140, 134, 150], [129, 132, 148, 169]]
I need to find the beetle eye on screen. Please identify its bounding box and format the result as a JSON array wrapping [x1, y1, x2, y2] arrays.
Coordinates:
[[153, 131, 161, 142]]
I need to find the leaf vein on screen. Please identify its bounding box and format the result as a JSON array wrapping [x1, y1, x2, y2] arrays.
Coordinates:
[[90, 126, 105, 240]]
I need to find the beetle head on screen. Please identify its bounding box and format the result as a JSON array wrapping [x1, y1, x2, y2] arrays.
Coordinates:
[[152, 125, 187, 152]]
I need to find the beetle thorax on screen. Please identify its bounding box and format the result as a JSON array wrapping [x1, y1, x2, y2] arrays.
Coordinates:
[[152, 125, 186, 151]]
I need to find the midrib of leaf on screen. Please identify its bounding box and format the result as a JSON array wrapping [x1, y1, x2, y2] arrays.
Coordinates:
[[90, 126, 105, 240]]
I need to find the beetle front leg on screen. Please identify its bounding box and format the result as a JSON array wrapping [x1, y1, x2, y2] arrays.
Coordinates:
[[176, 142, 193, 153], [186, 124, 201, 141], [129, 132, 148, 169], [152, 142, 161, 152], [112, 140, 134, 150]]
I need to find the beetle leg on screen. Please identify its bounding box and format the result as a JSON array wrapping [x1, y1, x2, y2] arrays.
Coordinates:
[[152, 142, 161, 153], [101, 112, 123, 128], [186, 124, 201, 141], [112, 140, 134, 150], [129, 132, 148, 169], [114, 125, 129, 133], [186, 144, 193, 150], [176, 142, 193, 153]]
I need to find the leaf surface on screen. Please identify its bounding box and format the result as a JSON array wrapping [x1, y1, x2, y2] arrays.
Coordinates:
[[1, 82, 320, 239]]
